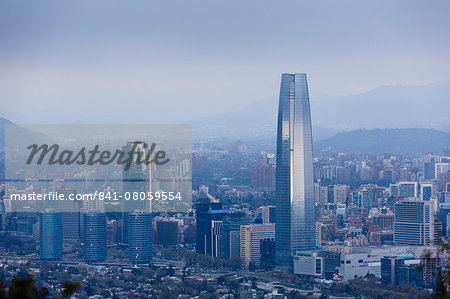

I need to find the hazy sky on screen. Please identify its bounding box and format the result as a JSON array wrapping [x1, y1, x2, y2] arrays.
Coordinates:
[[1, 0, 450, 123]]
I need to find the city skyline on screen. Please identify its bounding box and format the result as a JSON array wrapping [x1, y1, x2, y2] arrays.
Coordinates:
[[0, 1, 449, 297], [1, 112, 449, 297]]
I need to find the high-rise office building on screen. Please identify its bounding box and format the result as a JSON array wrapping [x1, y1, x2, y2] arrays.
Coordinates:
[[327, 185, 335, 203], [260, 238, 275, 265], [221, 211, 251, 259], [394, 199, 435, 245], [398, 264, 423, 289], [156, 220, 178, 246], [390, 184, 400, 197], [390, 181, 418, 198], [62, 211, 81, 240], [437, 203, 450, 237], [121, 141, 151, 244], [435, 162, 449, 178], [122, 142, 151, 209], [424, 162, 436, 180], [17, 207, 37, 236], [211, 220, 223, 258], [129, 212, 152, 264], [371, 207, 394, 230], [381, 256, 405, 285], [421, 255, 441, 289], [39, 212, 63, 260], [83, 213, 107, 263], [203, 209, 236, 257], [333, 185, 348, 203], [421, 183, 433, 201], [445, 191, 450, 204], [240, 223, 275, 267], [59, 189, 81, 241], [275, 73, 315, 269], [398, 181, 418, 198], [255, 205, 276, 224], [0, 200, 5, 231], [361, 186, 375, 209], [195, 192, 222, 255]]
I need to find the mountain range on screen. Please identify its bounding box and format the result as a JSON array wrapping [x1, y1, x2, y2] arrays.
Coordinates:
[[191, 81, 450, 140], [2, 81, 450, 155], [1, 118, 449, 158], [314, 128, 450, 155]]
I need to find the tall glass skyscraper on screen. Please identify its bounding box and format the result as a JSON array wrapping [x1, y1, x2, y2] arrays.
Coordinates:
[[121, 141, 151, 244], [129, 212, 152, 264], [40, 212, 63, 260], [275, 73, 316, 269], [83, 212, 107, 263]]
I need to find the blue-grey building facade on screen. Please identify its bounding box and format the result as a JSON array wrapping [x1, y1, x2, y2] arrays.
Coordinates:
[[275, 73, 316, 269], [83, 213, 107, 263], [40, 212, 63, 260], [394, 199, 434, 245], [129, 212, 152, 264], [121, 141, 151, 244]]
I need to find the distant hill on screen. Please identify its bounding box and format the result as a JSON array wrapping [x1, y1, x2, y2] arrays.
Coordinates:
[[0, 118, 14, 148], [0, 118, 54, 182], [0, 118, 53, 150], [0, 118, 14, 181], [314, 128, 450, 155], [311, 81, 450, 131], [191, 99, 342, 141], [190, 81, 450, 141], [191, 98, 278, 141], [3, 81, 450, 142]]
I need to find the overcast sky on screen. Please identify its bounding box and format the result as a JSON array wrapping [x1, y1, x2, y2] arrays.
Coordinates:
[[1, 0, 450, 123]]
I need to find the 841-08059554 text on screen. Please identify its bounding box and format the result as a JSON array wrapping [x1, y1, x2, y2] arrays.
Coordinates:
[[9, 191, 183, 201]]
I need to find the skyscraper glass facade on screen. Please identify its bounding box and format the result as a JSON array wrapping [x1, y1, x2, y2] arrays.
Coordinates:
[[83, 213, 107, 263], [195, 198, 222, 255], [121, 141, 151, 244], [129, 212, 152, 264], [39, 212, 63, 260], [221, 211, 251, 259], [394, 200, 433, 245], [275, 73, 316, 269]]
